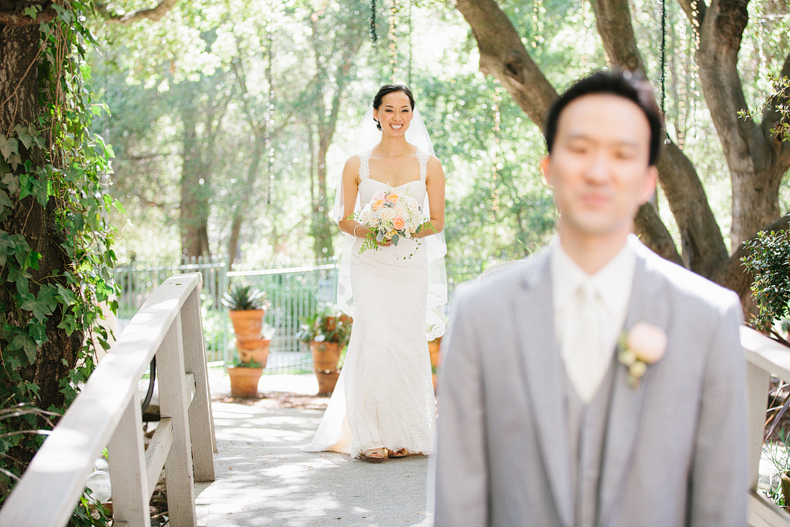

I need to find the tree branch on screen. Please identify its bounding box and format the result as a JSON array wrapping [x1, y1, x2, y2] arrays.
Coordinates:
[[633, 203, 683, 265], [0, 6, 56, 27], [676, 0, 707, 32], [591, 0, 645, 72], [454, 0, 557, 127], [96, 0, 179, 25], [656, 141, 729, 275], [760, 52, 790, 167]]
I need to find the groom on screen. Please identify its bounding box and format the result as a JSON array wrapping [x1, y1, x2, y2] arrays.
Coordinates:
[[431, 70, 747, 527]]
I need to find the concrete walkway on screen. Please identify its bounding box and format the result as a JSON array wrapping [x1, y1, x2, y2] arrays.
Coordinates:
[[195, 373, 433, 527]]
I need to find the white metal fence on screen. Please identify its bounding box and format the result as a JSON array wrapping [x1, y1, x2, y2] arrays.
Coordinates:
[[114, 256, 485, 369]]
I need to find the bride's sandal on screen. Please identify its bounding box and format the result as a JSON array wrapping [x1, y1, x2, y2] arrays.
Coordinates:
[[388, 448, 408, 458], [361, 448, 386, 463]]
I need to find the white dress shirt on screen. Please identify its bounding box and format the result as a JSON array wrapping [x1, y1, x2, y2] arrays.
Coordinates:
[[551, 238, 637, 401]]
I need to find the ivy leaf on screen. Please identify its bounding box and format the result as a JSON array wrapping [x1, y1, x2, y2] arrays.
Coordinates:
[[23, 5, 41, 19], [25, 250, 41, 271], [28, 322, 48, 346], [2, 173, 19, 194], [56, 284, 76, 306], [0, 137, 19, 160], [21, 295, 54, 322], [57, 317, 79, 335], [10, 333, 37, 365], [0, 189, 11, 211]]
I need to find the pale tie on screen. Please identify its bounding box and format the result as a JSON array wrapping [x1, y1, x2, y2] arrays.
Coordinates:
[[568, 281, 609, 403]]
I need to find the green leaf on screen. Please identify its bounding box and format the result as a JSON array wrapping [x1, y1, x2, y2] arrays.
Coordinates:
[[0, 190, 11, 211], [0, 137, 19, 160], [21, 296, 53, 322], [11, 334, 38, 365], [23, 5, 41, 19]]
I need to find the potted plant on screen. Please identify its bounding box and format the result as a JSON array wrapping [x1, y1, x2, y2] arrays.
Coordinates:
[[297, 306, 353, 395], [227, 353, 264, 398], [222, 283, 269, 341], [223, 283, 270, 397]]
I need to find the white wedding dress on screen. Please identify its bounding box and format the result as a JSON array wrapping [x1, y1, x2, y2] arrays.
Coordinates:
[[302, 148, 437, 457]]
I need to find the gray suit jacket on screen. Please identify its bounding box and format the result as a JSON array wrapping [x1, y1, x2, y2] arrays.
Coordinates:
[[432, 237, 747, 527]]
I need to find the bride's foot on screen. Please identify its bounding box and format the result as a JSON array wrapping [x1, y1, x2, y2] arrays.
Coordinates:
[[388, 448, 408, 458], [361, 448, 386, 462]]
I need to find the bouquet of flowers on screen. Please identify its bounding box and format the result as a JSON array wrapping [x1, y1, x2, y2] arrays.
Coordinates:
[[355, 188, 429, 253]]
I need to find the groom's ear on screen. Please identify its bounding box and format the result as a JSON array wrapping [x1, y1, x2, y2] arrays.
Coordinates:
[[539, 156, 551, 186]]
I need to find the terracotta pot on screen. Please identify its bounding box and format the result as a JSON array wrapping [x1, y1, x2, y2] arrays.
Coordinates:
[[236, 338, 270, 367], [228, 366, 263, 398], [316, 370, 340, 396], [428, 336, 442, 369], [229, 309, 266, 342], [310, 341, 342, 372]]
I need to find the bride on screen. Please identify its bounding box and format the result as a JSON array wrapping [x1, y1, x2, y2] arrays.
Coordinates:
[[302, 84, 448, 461]]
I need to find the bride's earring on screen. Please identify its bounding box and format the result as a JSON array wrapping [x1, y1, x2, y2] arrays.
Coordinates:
[[374, 118, 381, 131]]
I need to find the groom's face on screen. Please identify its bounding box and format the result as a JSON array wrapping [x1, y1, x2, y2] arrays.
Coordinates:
[[542, 93, 657, 244]]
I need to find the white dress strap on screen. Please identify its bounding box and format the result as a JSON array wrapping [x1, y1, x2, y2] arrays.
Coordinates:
[[416, 149, 430, 183], [358, 148, 373, 181]]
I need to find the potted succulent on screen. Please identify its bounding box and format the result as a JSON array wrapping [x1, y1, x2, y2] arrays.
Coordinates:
[[297, 306, 353, 395], [222, 283, 269, 341], [223, 283, 270, 397]]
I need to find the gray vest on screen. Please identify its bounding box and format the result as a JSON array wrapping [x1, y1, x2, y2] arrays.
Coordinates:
[[565, 359, 617, 527]]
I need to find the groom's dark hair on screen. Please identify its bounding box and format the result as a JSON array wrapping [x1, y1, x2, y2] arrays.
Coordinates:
[[544, 70, 664, 166], [372, 84, 415, 130]]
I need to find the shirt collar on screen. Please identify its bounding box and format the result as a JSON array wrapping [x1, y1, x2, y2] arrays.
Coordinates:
[[550, 238, 637, 318]]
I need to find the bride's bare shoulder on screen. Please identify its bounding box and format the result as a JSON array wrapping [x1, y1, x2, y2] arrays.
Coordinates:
[[343, 155, 362, 170]]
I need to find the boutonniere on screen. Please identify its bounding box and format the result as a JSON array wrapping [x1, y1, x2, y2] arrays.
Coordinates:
[[617, 322, 667, 389]]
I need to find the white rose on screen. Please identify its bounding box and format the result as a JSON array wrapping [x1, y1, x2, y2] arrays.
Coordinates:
[[378, 208, 396, 222]]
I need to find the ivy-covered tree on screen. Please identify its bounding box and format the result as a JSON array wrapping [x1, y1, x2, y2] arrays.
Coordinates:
[[0, 0, 118, 502]]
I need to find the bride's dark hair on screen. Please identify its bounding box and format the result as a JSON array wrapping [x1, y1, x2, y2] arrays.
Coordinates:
[[372, 84, 415, 130]]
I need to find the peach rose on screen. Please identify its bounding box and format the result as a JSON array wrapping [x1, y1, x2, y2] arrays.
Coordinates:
[[372, 199, 386, 211], [626, 322, 667, 364], [386, 191, 400, 203], [393, 217, 405, 230]]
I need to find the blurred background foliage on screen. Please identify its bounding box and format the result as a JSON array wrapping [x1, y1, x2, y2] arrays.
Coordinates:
[[86, 0, 790, 268]]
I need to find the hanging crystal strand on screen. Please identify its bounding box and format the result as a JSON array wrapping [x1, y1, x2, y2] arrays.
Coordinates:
[[689, 0, 700, 141], [581, 0, 589, 67], [370, 0, 378, 43], [389, 0, 399, 83], [407, 0, 412, 87], [660, 0, 666, 115], [265, 28, 274, 204], [532, 0, 544, 49]]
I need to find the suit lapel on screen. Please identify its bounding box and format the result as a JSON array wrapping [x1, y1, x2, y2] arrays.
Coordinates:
[[597, 247, 670, 526], [512, 252, 574, 527]]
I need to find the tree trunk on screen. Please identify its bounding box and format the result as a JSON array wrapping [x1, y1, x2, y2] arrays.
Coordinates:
[[0, 5, 83, 473], [694, 0, 790, 249], [179, 110, 212, 260]]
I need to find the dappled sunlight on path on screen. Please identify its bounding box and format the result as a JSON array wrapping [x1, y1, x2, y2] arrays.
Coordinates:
[[196, 400, 432, 526]]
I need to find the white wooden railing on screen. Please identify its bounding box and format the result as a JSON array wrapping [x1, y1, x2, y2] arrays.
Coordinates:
[[0, 273, 216, 527], [744, 326, 790, 527]]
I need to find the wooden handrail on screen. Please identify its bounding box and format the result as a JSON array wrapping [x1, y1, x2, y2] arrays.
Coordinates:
[[742, 326, 790, 527], [0, 273, 215, 527]]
